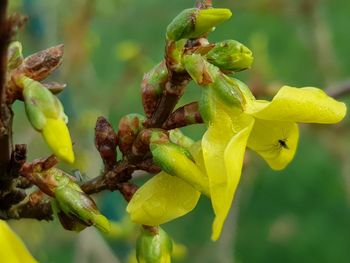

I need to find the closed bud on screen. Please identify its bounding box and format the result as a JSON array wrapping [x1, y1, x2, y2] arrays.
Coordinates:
[[150, 141, 209, 195], [142, 62, 168, 118], [7, 41, 23, 70], [118, 114, 145, 154], [50, 168, 110, 233], [166, 8, 232, 41], [17, 76, 74, 163], [206, 40, 254, 71], [210, 73, 244, 108], [136, 227, 173, 263]]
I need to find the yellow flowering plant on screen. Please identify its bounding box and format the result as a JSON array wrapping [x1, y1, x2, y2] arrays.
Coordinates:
[[126, 1, 347, 244], [0, 0, 347, 262]]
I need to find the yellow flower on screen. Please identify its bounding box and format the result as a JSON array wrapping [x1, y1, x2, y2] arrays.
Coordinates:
[[127, 76, 346, 242], [201, 81, 346, 240], [0, 220, 38, 263]]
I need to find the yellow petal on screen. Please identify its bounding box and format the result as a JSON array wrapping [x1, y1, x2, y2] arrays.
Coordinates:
[[0, 221, 38, 263], [126, 172, 200, 226], [247, 119, 299, 170], [42, 118, 75, 163], [246, 86, 347, 123], [202, 100, 254, 240]]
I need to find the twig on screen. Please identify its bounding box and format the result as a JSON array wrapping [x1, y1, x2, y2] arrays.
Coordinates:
[[325, 79, 350, 99]]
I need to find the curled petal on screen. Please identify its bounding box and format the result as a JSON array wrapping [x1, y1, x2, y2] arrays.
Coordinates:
[[246, 86, 346, 124], [202, 102, 254, 240], [247, 119, 299, 170], [127, 172, 201, 226]]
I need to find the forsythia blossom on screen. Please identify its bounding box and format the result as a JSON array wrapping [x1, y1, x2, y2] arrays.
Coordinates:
[[127, 5, 347, 244]]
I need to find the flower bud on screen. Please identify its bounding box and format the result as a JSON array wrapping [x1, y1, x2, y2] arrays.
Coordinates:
[[166, 8, 232, 41], [118, 114, 145, 154], [7, 41, 23, 70], [17, 76, 74, 163], [136, 227, 173, 263], [150, 141, 209, 195], [49, 168, 110, 233], [142, 62, 168, 118], [206, 40, 254, 71]]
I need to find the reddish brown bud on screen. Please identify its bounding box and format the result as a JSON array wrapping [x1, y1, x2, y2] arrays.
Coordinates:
[[118, 114, 145, 155], [163, 102, 203, 130], [94, 117, 118, 170], [16, 44, 64, 81], [141, 62, 168, 118]]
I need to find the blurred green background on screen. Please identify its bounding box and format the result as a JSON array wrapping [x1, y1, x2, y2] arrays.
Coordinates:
[[7, 0, 350, 262]]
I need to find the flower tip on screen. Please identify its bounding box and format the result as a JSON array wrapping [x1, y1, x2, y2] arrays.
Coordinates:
[[196, 8, 232, 31], [94, 214, 111, 233], [42, 118, 75, 164], [57, 147, 75, 164]]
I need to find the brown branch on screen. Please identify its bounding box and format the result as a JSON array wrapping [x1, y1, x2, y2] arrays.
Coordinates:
[[163, 102, 203, 130], [326, 80, 350, 99]]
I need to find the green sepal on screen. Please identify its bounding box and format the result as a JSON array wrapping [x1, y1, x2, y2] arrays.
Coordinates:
[[182, 54, 218, 85], [206, 40, 254, 71], [51, 168, 110, 233], [209, 73, 244, 108], [145, 62, 168, 96], [167, 39, 187, 72], [7, 41, 23, 70], [169, 129, 194, 148], [136, 227, 173, 263]]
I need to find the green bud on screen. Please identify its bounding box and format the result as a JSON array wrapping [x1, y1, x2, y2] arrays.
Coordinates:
[[136, 227, 173, 263], [209, 73, 244, 108], [206, 40, 254, 71], [49, 168, 110, 233], [150, 142, 209, 195], [142, 62, 168, 118], [166, 39, 187, 72], [7, 41, 23, 70], [169, 129, 194, 148], [19, 76, 65, 130], [166, 8, 232, 41]]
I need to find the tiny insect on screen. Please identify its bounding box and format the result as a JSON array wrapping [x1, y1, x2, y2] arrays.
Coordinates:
[[278, 139, 289, 149], [72, 169, 84, 182]]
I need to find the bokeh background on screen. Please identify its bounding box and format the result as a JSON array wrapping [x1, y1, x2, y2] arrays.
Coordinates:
[[7, 0, 350, 262]]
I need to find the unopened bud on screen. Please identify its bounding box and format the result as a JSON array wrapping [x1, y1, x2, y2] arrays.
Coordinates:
[[7, 41, 23, 70], [136, 227, 173, 263], [150, 141, 209, 195], [166, 8, 232, 41], [118, 114, 145, 154], [51, 168, 110, 233], [142, 62, 168, 118], [18, 76, 74, 163], [206, 40, 254, 71]]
